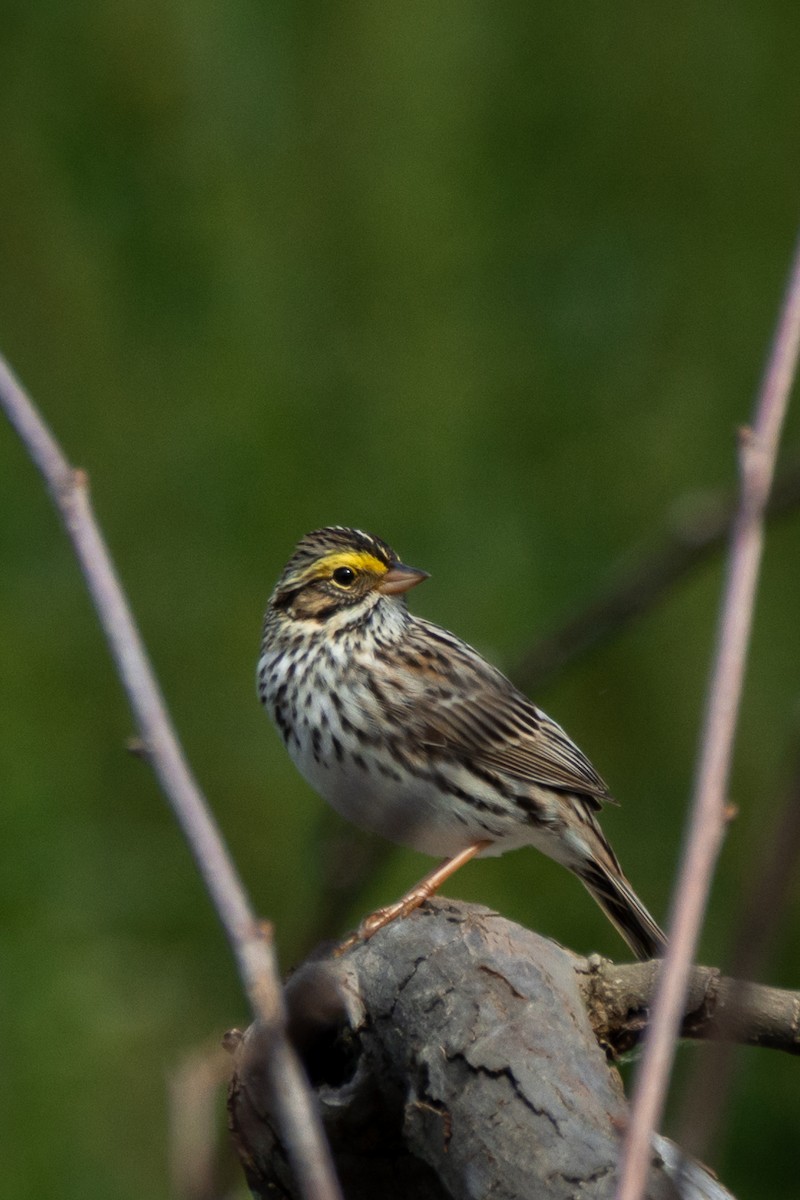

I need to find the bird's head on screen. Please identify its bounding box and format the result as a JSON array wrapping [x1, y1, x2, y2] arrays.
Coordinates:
[[268, 526, 429, 622]]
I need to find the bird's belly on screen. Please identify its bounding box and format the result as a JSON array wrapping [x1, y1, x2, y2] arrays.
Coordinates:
[[288, 734, 512, 859]]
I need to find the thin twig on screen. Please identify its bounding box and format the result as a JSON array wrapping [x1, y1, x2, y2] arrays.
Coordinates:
[[616, 233, 800, 1200], [578, 958, 800, 1058], [0, 355, 342, 1200], [511, 460, 800, 693], [674, 740, 800, 1157], [168, 1039, 232, 1200]]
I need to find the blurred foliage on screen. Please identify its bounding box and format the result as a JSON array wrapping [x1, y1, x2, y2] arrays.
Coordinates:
[[1, 2, 799, 1197]]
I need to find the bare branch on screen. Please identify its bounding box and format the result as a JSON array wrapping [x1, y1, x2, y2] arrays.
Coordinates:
[[578, 958, 800, 1058], [616, 232, 800, 1200], [674, 741, 800, 1157], [168, 1039, 232, 1200], [511, 460, 800, 693], [0, 354, 342, 1200], [232, 900, 744, 1200]]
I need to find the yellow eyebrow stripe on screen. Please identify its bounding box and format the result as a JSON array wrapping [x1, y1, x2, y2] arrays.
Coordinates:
[[313, 550, 388, 577]]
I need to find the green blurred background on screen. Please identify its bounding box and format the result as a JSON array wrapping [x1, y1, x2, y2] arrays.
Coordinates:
[[2, 3, 799, 1197]]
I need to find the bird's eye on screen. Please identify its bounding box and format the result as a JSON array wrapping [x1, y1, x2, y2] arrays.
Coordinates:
[[332, 566, 356, 587]]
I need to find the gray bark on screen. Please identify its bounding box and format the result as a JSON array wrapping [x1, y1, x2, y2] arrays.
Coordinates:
[[228, 899, 735, 1200]]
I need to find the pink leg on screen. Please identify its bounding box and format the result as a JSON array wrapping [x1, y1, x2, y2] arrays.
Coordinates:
[[337, 840, 490, 953]]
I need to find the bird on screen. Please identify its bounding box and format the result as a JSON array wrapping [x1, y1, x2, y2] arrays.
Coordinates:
[[257, 526, 666, 960]]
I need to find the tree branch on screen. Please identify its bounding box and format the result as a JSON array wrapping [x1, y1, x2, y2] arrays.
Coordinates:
[[0, 354, 342, 1200], [617, 231, 800, 1200], [230, 900, 744, 1200], [511, 459, 800, 693], [674, 739, 800, 1157], [578, 958, 800, 1059]]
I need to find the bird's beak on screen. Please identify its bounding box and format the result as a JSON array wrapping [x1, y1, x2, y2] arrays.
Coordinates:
[[377, 563, 430, 596]]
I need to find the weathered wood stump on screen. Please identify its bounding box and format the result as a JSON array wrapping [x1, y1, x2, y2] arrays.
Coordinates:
[[229, 899, 734, 1200]]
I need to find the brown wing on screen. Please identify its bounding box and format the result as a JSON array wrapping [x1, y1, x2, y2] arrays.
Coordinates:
[[396, 619, 614, 806]]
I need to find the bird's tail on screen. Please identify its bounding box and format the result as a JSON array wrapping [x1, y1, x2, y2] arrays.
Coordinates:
[[578, 858, 667, 961]]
